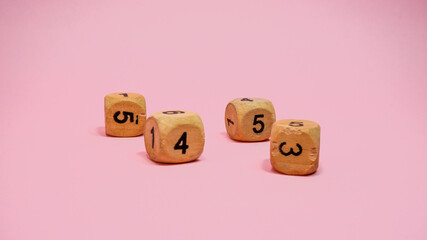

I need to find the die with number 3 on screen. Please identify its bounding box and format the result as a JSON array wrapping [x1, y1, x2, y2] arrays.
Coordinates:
[[270, 119, 320, 175], [144, 111, 205, 163]]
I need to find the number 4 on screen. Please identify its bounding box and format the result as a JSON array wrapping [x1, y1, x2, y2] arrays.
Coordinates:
[[174, 132, 189, 154]]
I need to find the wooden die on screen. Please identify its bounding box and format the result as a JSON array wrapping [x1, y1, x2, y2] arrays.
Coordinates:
[[104, 92, 146, 137], [270, 119, 321, 175], [144, 111, 205, 163], [225, 98, 276, 141]]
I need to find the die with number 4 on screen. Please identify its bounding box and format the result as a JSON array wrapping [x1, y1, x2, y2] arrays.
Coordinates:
[[225, 98, 276, 141], [144, 111, 205, 163], [270, 119, 321, 175], [105, 92, 146, 137]]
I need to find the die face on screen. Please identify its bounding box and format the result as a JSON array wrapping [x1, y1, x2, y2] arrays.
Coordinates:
[[241, 108, 275, 141], [164, 124, 204, 163], [225, 97, 275, 141], [144, 110, 205, 163], [144, 117, 161, 161], [105, 101, 146, 137], [106, 92, 143, 100], [270, 119, 320, 175], [225, 103, 238, 137], [104, 92, 146, 110]]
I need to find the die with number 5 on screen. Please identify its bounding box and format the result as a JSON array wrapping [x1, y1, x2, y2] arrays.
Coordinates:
[[225, 98, 276, 141], [144, 111, 205, 163], [104, 92, 146, 137]]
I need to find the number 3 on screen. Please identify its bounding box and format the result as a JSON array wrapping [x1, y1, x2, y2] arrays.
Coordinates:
[[253, 114, 265, 133]]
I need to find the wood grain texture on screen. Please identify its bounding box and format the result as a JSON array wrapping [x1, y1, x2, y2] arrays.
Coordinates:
[[270, 119, 320, 175], [104, 92, 146, 137], [144, 111, 205, 163], [225, 98, 275, 141]]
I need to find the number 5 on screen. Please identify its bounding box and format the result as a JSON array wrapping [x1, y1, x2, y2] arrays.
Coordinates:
[[252, 114, 265, 133]]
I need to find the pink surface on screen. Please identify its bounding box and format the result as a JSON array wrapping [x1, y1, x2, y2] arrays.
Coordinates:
[[1, 1, 427, 239]]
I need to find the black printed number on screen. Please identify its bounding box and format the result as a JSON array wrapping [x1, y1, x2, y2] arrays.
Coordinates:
[[174, 132, 189, 154], [279, 142, 302, 156], [227, 118, 234, 126], [150, 127, 155, 148], [114, 111, 134, 124], [252, 114, 265, 133], [289, 121, 304, 127], [163, 111, 185, 115], [113, 111, 139, 124]]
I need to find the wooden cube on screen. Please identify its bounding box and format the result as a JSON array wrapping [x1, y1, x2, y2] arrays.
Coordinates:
[[225, 98, 276, 141], [270, 119, 321, 175], [104, 92, 146, 137], [144, 110, 205, 163]]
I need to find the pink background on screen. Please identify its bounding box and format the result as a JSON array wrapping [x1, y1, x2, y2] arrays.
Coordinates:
[[1, 1, 426, 239]]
